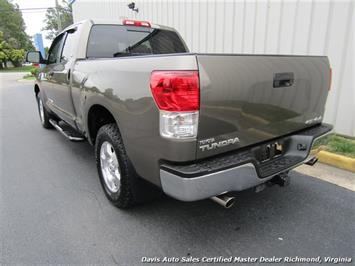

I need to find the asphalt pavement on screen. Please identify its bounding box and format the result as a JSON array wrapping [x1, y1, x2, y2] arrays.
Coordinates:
[[1, 73, 354, 265]]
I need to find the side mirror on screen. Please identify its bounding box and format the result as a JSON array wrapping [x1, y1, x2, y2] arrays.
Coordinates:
[[26, 51, 46, 64]]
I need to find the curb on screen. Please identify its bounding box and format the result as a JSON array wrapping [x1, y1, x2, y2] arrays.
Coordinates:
[[312, 150, 355, 173]]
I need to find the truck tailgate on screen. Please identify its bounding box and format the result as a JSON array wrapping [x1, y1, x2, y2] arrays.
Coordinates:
[[196, 54, 330, 159]]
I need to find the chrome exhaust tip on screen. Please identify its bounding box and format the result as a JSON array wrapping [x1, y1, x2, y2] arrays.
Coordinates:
[[305, 156, 318, 166], [211, 194, 236, 209]]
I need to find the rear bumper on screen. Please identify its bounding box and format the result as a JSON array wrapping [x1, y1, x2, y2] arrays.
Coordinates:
[[160, 163, 273, 201], [160, 124, 332, 201]]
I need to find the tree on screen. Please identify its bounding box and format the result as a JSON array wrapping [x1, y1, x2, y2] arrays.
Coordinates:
[[0, 0, 34, 68], [0, 0, 34, 51], [0, 31, 25, 68], [0, 32, 9, 69], [8, 47, 25, 67], [42, 1, 73, 40]]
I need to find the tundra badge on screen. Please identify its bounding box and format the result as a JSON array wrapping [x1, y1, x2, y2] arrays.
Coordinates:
[[199, 137, 240, 151]]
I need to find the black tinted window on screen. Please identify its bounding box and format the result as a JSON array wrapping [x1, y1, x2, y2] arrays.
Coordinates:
[[87, 25, 187, 58], [48, 34, 64, 64]]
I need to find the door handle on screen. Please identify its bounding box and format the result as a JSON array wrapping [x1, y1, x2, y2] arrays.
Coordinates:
[[273, 72, 294, 88]]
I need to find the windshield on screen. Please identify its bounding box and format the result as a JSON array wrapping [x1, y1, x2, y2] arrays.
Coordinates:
[[86, 25, 188, 58]]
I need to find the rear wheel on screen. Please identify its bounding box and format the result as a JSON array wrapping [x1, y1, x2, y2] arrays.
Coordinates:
[[95, 123, 136, 208], [36, 94, 52, 129]]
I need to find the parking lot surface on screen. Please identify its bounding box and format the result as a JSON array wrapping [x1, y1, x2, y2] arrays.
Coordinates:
[[1, 73, 354, 265]]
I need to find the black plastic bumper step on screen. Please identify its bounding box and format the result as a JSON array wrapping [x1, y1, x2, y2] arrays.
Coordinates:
[[49, 119, 85, 141], [258, 155, 302, 177]]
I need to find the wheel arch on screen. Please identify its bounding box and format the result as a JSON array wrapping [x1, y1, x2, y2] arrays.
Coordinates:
[[86, 104, 119, 144]]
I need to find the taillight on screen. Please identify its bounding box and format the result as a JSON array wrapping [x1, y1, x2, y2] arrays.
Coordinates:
[[123, 19, 151, 27], [329, 68, 332, 91], [150, 71, 200, 139], [150, 71, 199, 111]]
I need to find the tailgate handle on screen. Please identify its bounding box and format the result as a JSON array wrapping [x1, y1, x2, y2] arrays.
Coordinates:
[[273, 72, 294, 88]]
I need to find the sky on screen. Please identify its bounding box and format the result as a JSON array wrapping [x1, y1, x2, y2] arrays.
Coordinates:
[[12, 0, 56, 48]]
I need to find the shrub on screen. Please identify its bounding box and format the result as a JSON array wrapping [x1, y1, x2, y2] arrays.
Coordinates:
[[30, 66, 39, 77]]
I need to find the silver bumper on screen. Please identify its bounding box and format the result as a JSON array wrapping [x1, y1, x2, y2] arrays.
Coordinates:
[[160, 163, 276, 201], [160, 124, 333, 202]]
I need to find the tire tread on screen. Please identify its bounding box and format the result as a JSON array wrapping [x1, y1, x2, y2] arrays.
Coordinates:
[[95, 123, 135, 208]]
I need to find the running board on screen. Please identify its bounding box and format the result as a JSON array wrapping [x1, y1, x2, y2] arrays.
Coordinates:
[[49, 119, 85, 141]]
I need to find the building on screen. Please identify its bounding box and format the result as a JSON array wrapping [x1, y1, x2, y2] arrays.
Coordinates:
[[71, 0, 354, 136]]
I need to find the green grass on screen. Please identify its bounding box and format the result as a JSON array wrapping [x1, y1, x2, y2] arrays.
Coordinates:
[[314, 134, 355, 158], [22, 72, 36, 80], [326, 135, 355, 158], [23, 75, 35, 80], [0, 65, 33, 72]]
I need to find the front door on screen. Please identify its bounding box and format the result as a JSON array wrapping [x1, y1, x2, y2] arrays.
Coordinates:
[[41, 29, 77, 128]]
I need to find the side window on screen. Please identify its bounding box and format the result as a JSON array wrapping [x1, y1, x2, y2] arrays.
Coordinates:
[[47, 34, 65, 64], [61, 28, 79, 62]]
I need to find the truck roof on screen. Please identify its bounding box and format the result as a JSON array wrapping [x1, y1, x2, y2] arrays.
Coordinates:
[[60, 19, 175, 34], [56, 19, 187, 60]]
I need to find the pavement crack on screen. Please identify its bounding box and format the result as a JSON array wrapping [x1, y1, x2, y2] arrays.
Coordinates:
[[111, 253, 119, 265]]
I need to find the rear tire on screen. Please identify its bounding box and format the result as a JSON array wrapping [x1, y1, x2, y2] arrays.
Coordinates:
[[36, 94, 52, 129], [95, 123, 136, 208]]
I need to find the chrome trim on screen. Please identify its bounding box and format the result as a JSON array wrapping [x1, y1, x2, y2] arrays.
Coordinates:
[[160, 163, 272, 201], [49, 119, 84, 141], [160, 157, 323, 202], [211, 194, 236, 208]]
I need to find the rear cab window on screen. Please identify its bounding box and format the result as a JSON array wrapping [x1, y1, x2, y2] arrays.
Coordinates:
[[86, 25, 188, 58]]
